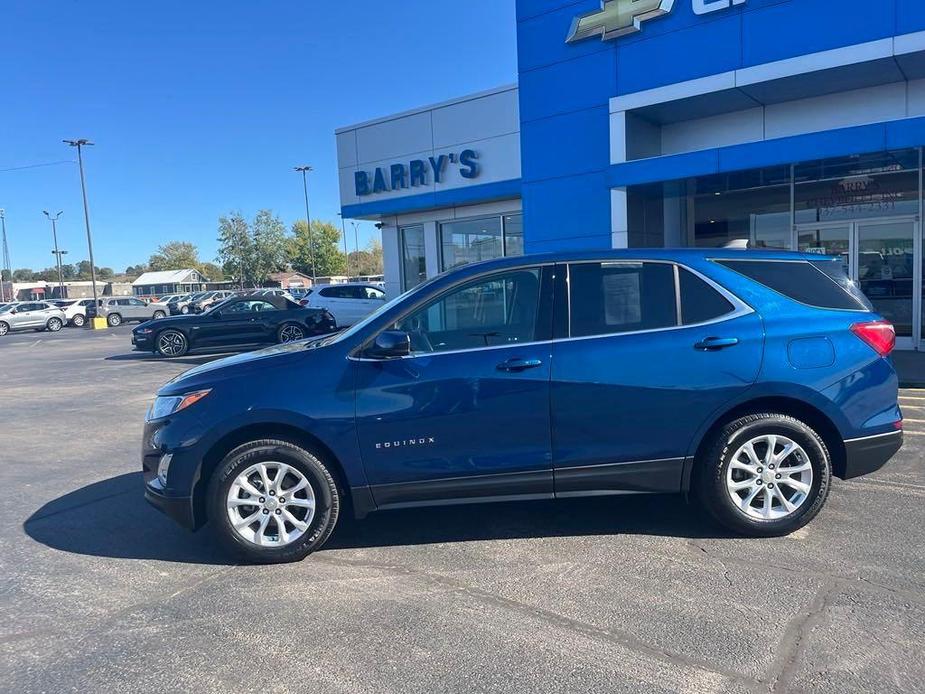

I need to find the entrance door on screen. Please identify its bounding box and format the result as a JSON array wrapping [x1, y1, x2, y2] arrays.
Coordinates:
[[797, 218, 919, 350]]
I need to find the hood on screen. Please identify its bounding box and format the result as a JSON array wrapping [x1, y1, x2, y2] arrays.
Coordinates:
[[158, 335, 330, 395]]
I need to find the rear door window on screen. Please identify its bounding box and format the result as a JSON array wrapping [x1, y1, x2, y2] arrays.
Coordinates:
[[717, 260, 869, 311], [568, 262, 677, 338], [679, 268, 735, 325]]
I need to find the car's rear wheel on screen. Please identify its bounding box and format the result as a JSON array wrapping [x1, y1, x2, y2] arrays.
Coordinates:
[[156, 329, 189, 357], [45, 317, 63, 332], [72, 314, 85, 327], [107, 313, 122, 327], [207, 440, 340, 563], [697, 413, 831, 537], [180, 305, 190, 315], [277, 322, 305, 343], [153, 310, 166, 320], [0, 321, 8, 336]]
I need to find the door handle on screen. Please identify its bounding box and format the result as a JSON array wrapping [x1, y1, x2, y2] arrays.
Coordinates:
[[694, 337, 739, 351], [497, 357, 543, 372]]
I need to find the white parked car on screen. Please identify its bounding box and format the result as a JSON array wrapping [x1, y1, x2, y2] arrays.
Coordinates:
[[302, 283, 386, 326]]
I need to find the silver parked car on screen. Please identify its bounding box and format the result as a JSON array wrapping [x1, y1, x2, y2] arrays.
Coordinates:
[[0, 301, 67, 336], [97, 297, 168, 327]]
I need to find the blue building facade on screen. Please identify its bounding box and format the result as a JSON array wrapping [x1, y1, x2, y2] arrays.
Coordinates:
[[339, 1, 925, 348]]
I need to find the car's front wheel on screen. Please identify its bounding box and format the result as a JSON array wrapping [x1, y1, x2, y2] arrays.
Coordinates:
[[155, 329, 189, 357], [207, 440, 340, 563], [277, 322, 305, 343], [697, 413, 831, 537], [45, 317, 63, 332], [71, 314, 85, 327]]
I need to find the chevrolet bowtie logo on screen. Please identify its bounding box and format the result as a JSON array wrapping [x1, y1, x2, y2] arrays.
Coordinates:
[[566, 0, 746, 44], [567, 0, 675, 43]]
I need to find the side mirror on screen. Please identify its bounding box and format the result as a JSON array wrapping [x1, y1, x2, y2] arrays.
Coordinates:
[[367, 330, 411, 359]]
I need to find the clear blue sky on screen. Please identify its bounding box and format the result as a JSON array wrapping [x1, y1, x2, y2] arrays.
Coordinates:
[[0, 0, 517, 273]]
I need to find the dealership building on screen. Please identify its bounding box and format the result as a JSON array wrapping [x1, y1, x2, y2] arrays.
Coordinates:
[[337, 0, 925, 350]]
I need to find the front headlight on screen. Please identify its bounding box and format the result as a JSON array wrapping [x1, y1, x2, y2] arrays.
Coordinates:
[[148, 389, 212, 420]]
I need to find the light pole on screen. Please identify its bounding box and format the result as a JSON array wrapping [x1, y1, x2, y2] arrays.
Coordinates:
[[63, 139, 99, 317], [338, 213, 349, 279], [294, 166, 316, 286], [43, 211, 66, 298], [0, 209, 10, 302]]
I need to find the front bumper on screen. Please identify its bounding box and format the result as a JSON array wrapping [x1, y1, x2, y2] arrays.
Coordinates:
[[842, 429, 903, 479], [132, 333, 154, 350], [144, 481, 196, 530]]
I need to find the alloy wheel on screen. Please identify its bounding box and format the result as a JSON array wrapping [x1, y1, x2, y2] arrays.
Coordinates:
[[0, 322, 8, 336], [73, 314, 85, 327], [157, 331, 187, 356], [47, 318, 62, 332], [725, 434, 814, 521], [108, 314, 122, 327], [226, 462, 316, 547], [279, 324, 304, 343]]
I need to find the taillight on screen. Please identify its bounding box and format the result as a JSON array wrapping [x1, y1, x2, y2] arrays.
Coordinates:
[[850, 320, 896, 356]]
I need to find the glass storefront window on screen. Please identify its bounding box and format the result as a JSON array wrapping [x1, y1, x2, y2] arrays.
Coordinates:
[[795, 150, 920, 224], [690, 166, 792, 249], [400, 225, 426, 292], [439, 213, 523, 271]]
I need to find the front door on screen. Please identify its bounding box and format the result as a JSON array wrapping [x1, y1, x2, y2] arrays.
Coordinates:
[[353, 266, 555, 509], [798, 218, 918, 349]]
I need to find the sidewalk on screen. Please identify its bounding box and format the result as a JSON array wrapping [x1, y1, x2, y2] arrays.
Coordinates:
[[892, 351, 925, 388]]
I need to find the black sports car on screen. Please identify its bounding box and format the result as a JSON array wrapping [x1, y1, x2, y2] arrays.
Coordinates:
[[131, 294, 337, 357]]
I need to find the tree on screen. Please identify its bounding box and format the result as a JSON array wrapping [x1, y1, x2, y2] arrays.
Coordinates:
[[148, 241, 200, 272], [12, 268, 34, 282], [288, 220, 346, 278], [124, 264, 147, 277], [61, 264, 77, 280], [198, 262, 225, 282], [217, 212, 254, 287], [348, 238, 384, 276], [98, 267, 115, 280], [250, 210, 288, 284], [1, 269, 9, 282], [75, 260, 109, 280]]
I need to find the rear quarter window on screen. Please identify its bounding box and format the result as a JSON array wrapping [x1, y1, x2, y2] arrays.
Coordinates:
[[716, 260, 869, 311]]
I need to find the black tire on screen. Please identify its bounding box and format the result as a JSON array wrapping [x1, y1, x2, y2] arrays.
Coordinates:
[[107, 313, 122, 327], [45, 317, 63, 332], [277, 322, 305, 344], [697, 413, 832, 537], [180, 305, 190, 315], [155, 329, 189, 357], [207, 440, 340, 564], [153, 310, 166, 320], [72, 314, 86, 327], [0, 321, 8, 336]]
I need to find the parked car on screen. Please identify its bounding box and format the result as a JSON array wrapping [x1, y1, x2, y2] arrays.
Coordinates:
[[98, 296, 169, 327], [188, 290, 236, 314], [302, 282, 386, 326], [155, 294, 182, 305], [167, 293, 201, 316], [0, 301, 67, 336], [141, 249, 903, 563], [132, 294, 337, 357]]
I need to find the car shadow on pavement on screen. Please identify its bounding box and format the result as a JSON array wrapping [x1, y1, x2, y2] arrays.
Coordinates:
[[24, 473, 233, 566], [25, 472, 727, 565]]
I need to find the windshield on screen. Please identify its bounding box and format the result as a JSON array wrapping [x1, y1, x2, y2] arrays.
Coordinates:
[[312, 275, 443, 348]]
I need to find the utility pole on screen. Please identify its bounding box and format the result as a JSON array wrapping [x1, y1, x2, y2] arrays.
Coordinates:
[[351, 221, 360, 276], [0, 210, 11, 302], [63, 139, 99, 317], [43, 211, 66, 298], [294, 166, 317, 286]]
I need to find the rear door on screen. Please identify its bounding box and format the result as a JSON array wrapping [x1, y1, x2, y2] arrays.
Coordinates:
[[551, 261, 764, 496]]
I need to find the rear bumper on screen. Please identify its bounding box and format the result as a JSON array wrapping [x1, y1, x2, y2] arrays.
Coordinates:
[[842, 430, 903, 479]]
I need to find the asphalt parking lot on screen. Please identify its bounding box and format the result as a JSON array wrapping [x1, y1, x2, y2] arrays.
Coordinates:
[[1, 328, 923, 693]]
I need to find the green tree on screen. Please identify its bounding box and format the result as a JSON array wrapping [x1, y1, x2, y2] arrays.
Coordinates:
[[124, 264, 147, 277], [217, 212, 254, 287], [75, 260, 109, 280], [348, 238, 384, 276], [289, 220, 346, 278], [12, 268, 34, 282], [61, 264, 77, 280], [198, 262, 225, 282], [148, 241, 200, 272], [1, 269, 10, 282], [251, 210, 288, 284], [98, 267, 115, 280]]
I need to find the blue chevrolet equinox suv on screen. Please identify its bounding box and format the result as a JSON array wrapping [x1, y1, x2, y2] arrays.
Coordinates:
[[142, 250, 903, 563]]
